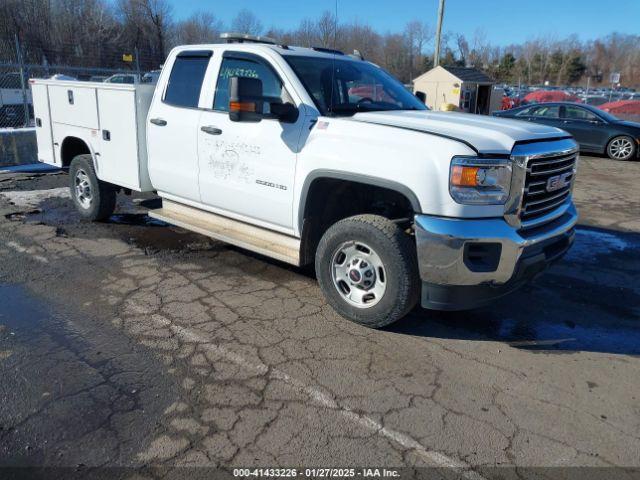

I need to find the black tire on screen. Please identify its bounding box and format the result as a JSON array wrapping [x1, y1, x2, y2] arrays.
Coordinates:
[[606, 135, 636, 161], [315, 214, 420, 328], [69, 154, 116, 221]]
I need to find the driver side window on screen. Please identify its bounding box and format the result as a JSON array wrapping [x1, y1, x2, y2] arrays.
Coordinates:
[[213, 57, 287, 112]]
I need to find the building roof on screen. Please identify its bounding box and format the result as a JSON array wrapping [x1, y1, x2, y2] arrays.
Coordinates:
[[413, 65, 494, 84], [442, 66, 494, 83]]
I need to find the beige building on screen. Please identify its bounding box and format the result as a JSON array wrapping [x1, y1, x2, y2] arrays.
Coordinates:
[[413, 65, 501, 114]]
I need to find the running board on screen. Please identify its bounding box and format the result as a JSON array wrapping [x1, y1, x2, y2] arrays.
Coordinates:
[[148, 200, 301, 266]]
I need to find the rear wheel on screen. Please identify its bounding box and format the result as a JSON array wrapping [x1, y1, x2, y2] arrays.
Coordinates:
[[315, 214, 419, 328], [69, 154, 116, 221], [606, 136, 636, 161]]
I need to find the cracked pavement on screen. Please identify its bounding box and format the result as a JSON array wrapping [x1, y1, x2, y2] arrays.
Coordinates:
[[0, 156, 639, 479]]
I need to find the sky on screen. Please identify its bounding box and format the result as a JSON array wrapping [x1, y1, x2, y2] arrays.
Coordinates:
[[168, 0, 640, 46]]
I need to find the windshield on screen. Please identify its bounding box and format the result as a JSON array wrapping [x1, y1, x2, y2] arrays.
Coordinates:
[[285, 55, 427, 116]]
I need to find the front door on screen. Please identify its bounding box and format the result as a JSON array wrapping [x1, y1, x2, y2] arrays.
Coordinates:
[[559, 105, 607, 150], [147, 50, 212, 202], [197, 53, 305, 231], [526, 104, 562, 128]]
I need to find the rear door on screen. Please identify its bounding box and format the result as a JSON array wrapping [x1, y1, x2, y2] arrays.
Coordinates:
[[196, 51, 305, 231], [146, 50, 212, 203]]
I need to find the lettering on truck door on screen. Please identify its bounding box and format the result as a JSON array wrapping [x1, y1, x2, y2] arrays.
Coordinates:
[[196, 51, 305, 230]]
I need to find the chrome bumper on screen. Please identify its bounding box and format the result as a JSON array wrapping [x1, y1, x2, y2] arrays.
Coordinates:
[[414, 202, 578, 287]]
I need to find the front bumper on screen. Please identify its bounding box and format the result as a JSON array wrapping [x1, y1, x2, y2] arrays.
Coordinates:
[[414, 202, 578, 310]]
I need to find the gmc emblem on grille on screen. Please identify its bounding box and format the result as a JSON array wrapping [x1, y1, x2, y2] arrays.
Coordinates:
[[546, 171, 572, 192]]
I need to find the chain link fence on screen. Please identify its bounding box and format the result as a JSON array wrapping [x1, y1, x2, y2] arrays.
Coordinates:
[[0, 36, 164, 129]]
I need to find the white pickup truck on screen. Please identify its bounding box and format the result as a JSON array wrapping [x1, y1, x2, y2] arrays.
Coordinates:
[[31, 34, 578, 328]]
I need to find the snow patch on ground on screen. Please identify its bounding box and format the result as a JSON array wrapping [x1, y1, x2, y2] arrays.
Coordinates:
[[0, 163, 59, 174], [0, 187, 70, 208], [0, 127, 36, 134]]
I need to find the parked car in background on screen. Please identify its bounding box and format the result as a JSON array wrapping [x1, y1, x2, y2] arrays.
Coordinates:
[[493, 102, 640, 160], [141, 70, 161, 84], [89, 75, 109, 82], [104, 73, 140, 84], [49, 74, 77, 81], [0, 72, 32, 127]]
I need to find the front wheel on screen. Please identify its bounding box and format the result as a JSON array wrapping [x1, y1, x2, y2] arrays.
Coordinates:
[[69, 154, 116, 221], [315, 214, 420, 328], [606, 135, 636, 161]]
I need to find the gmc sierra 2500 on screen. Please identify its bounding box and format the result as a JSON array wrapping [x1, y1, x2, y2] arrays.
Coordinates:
[[31, 33, 578, 327]]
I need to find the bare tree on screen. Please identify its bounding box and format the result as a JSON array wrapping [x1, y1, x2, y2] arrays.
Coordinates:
[[1, 3, 639, 87], [455, 33, 469, 66], [231, 8, 262, 35], [404, 20, 432, 80], [316, 10, 336, 48], [175, 11, 223, 45]]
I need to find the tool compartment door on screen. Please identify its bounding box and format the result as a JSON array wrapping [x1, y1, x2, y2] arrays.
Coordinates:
[[49, 84, 99, 129], [96, 88, 140, 190], [31, 83, 56, 165]]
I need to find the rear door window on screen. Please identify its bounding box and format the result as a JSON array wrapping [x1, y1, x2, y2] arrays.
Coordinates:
[[515, 107, 534, 116], [164, 52, 211, 108], [530, 105, 560, 118]]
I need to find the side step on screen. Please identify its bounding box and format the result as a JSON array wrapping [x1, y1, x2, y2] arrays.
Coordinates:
[[148, 200, 301, 266]]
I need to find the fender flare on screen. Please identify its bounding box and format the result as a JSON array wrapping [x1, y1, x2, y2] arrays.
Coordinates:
[[297, 169, 422, 232]]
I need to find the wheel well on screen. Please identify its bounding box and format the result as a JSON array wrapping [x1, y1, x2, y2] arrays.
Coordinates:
[[299, 177, 416, 266], [60, 137, 91, 168]]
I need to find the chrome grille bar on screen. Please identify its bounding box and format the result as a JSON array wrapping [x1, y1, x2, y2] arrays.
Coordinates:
[[521, 149, 577, 225]]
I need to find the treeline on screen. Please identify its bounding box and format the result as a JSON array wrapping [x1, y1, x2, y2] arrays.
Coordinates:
[[1, 0, 639, 87]]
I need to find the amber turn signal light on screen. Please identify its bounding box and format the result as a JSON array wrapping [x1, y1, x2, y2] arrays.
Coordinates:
[[229, 101, 256, 113], [450, 165, 479, 187]]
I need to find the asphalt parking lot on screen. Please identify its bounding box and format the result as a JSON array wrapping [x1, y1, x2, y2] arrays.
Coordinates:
[[0, 156, 639, 479]]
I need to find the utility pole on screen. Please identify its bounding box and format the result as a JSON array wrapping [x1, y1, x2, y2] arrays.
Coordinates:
[[433, 0, 446, 67]]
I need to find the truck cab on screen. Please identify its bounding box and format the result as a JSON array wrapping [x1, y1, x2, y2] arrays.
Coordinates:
[[31, 34, 578, 328]]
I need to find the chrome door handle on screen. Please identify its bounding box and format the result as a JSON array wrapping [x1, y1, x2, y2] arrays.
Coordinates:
[[201, 126, 222, 135], [150, 118, 167, 126]]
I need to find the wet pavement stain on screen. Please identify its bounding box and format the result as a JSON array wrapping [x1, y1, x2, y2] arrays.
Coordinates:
[[0, 284, 179, 469]]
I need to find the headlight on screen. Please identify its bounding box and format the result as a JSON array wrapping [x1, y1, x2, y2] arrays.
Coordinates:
[[449, 156, 512, 205]]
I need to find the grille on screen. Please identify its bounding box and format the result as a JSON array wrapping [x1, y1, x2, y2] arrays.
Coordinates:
[[520, 152, 577, 225]]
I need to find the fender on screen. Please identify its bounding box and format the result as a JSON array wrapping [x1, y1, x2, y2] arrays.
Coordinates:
[[59, 133, 100, 173], [297, 169, 423, 233]]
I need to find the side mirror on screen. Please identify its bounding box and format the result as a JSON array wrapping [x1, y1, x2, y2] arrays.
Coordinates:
[[229, 76, 299, 123], [229, 76, 264, 122], [415, 91, 426, 103]]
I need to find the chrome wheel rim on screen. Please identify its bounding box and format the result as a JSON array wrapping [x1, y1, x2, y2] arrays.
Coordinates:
[[609, 138, 633, 159], [74, 169, 93, 209], [331, 241, 386, 309]]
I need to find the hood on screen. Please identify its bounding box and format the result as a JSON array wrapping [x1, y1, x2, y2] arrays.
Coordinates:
[[351, 110, 567, 154]]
